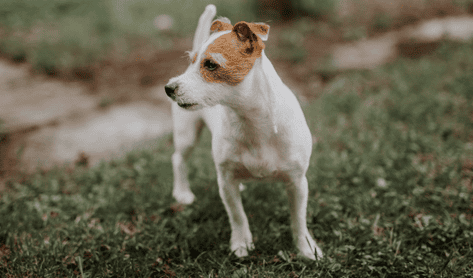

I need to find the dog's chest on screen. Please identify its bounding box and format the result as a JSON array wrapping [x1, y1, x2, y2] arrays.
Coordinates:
[[232, 143, 287, 181]]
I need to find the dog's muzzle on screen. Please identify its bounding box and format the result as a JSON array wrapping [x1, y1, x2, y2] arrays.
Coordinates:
[[164, 83, 198, 109]]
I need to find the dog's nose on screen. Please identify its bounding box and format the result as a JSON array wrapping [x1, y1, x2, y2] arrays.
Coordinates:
[[165, 84, 177, 100]]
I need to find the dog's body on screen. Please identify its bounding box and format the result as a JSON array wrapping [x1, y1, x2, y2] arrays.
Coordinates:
[[165, 4, 322, 260]]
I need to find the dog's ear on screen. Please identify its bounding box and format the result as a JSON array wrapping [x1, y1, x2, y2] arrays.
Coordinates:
[[211, 18, 232, 33], [233, 22, 266, 55], [248, 23, 270, 41], [192, 4, 217, 53]]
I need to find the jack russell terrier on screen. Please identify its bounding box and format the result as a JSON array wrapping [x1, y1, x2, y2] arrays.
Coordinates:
[[164, 4, 323, 260]]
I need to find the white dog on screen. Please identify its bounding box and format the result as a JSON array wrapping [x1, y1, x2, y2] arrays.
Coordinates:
[[164, 4, 323, 260]]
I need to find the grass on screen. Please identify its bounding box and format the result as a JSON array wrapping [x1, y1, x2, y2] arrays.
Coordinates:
[[0, 0, 339, 76], [0, 0, 258, 75], [1, 40, 473, 276]]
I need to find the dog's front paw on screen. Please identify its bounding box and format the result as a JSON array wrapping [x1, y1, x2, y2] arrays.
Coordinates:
[[231, 242, 255, 258], [232, 245, 252, 257], [172, 190, 195, 205], [230, 230, 254, 258], [297, 234, 323, 261]]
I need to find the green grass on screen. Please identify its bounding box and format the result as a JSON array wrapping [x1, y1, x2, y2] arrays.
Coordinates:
[[0, 0, 339, 71], [1, 40, 473, 276], [0, 0, 257, 75]]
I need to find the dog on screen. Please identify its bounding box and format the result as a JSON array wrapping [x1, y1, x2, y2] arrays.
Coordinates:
[[164, 4, 323, 260]]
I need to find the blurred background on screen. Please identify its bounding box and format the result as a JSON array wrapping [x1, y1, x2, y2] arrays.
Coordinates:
[[1, 0, 473, 183]]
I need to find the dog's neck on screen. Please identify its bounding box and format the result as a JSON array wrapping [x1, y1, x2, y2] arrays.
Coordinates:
[[224, 53, 280, 146]]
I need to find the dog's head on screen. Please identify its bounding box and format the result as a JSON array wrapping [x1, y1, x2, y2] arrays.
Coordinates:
[[165, 15, 270, 110]]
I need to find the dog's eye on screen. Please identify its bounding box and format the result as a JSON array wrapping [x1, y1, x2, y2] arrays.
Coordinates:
[[204, 60, 218, 71]]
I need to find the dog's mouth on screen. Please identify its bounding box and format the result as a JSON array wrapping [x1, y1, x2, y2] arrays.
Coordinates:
[[178, 102, 198, 109]]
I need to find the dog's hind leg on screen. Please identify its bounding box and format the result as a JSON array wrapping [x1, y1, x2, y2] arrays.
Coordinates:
[[171, 103, 205, 204]]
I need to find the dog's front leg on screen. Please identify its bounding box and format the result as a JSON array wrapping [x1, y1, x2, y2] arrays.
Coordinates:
[[285, 175, 323, 260], [216, 167, 254, 257]]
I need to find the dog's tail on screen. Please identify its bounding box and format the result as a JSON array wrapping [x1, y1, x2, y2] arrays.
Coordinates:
[[192, 4, 216, 53]]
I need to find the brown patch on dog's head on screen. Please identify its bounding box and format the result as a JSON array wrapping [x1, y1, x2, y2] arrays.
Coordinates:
[[200, 21, 270, 85], [211, 19, 233, 33]]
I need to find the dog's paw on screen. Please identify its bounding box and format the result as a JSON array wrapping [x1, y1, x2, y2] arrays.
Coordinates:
[[233, 246, 249, 257], [230, 230, 254, 258], [298, 247, 323, 261], [297, 234, 323, 261], [231, 242, 255, 258], [172, 190, 195, 205]]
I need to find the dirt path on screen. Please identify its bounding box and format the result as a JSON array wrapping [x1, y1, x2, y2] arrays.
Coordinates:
[[0, 60, 174, 178], [332, 16, 473, 69]]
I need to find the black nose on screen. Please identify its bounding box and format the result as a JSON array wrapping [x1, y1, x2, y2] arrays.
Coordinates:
[[165, 84, 177, 100]]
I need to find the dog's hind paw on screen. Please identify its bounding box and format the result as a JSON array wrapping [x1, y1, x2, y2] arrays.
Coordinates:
[[173, 190, 195, 205]]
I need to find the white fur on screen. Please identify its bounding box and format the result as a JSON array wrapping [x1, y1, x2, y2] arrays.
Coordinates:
[[209, 53, 227, 67], [165, 4, 323, 260]]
